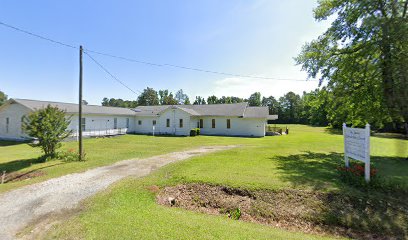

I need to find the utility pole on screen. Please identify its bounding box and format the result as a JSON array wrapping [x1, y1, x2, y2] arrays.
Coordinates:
[[79, 45, 83, 160]]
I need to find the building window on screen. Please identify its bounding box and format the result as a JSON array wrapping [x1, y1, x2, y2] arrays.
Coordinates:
[[81, 118, 86, 131], [114, 118, 118, 129], [199, 119, 203, 128], [212, 119, 215, 128], [179, 119, 183, 128], [138, 120, 142, 125], [6, 117, 9, 133], [153, 120, 156, 126], [166, 119, 170, 127], [126, 118, 129, 128], [227, 119, 231, 129]]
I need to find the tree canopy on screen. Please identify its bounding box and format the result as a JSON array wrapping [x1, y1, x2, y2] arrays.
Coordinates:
[[296, 0, 408, 129], [0, 90, 8, 106], [248, 92, 262, 106], [137, 87, 159, 106]]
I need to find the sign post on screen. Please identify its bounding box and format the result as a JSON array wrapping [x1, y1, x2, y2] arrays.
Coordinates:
[[343, 123, 371, 182]]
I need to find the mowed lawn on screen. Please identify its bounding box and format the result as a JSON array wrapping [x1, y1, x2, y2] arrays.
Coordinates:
[[0, 134, 252, 193], [35, 125, 408, 239]]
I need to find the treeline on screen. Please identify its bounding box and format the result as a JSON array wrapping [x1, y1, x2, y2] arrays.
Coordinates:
[[101, 86, 403, 131]]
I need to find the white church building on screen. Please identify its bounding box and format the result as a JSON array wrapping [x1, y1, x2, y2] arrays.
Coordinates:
[[0, 98, 278, 141]]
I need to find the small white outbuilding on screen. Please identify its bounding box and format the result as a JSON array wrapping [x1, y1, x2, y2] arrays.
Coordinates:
[[0, 99, 278, 141]]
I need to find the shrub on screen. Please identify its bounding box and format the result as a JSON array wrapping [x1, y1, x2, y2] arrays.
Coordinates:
[[195, 128, 200, 135], [190, 129, 197, 136], [22, 105, 72, 160]]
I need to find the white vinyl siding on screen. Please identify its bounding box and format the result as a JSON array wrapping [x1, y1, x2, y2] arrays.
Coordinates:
[[81, 118, 86, 131]]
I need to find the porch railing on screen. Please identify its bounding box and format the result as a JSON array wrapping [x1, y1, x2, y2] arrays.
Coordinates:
[[71, 128, 128, 137]]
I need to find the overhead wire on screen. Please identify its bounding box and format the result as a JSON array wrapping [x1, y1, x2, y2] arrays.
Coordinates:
[[0, 19, 317, 92], [84, 51, 141, 95]]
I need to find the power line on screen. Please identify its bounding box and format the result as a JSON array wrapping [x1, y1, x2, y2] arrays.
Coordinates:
[[0, 21, 77, 49], [0, 20, 316, 82], [84, 51, 141, 95]]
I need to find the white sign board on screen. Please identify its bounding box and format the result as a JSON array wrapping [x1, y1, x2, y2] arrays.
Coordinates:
[[343, 123, 371, 182]]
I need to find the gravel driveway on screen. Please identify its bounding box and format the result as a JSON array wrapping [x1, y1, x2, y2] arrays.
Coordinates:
[[0, 145, 235, 240]]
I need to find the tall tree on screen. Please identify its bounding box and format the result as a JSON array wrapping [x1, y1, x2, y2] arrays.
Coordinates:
[[101, 98, 137, 108], [0, 90, 8, 106], [175, 89, 189, 105], [159, 90, 178, 105], [193, 96, 206, 105], [278, 92, 303, 123], [248, 92, 262, 106], [262, 96, 279, 115], [184, 97, 191, 105], [296, 0, 408, 129], [301, 88, 329, 126], [207, 95, 218, 104], [137, 87, 159, 106]]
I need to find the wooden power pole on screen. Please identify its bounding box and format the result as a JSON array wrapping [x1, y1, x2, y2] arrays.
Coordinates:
[[79, 45, 83, 160]]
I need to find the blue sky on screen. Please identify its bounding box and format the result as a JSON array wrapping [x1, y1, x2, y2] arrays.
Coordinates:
[[0, 0, 330, 105]]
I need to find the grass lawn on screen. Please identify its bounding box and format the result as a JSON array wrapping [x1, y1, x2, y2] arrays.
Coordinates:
[[39, 125, 407, 239], [1, 125, 407, 239], [0, 134, 251, 193]]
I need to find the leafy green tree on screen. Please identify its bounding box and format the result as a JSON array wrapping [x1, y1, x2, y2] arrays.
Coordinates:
[[230, 96, 244, 103], [159, 90, 178, 105], [101, 97, 137, 108], [301, 88, 329, 126], [207, 95, 218, 104], [248, 92, 262, 106], [278, 92, 303, 123], [262, 96, 279, 115], [193, 96, 206, 105], [175, 89, 189, 105], [184, 97, 191, 105], [296, 0, 408, 129], [22, 105, 72, 159], [0, 90, 7, 106], [138, 87, 159, 106]]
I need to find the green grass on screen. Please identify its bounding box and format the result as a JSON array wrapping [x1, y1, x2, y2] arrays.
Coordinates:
[[0, 134, 251, 193], [45, 178, 335, 240], [2, 125, 407, 239], [41, 125, 407, 239]]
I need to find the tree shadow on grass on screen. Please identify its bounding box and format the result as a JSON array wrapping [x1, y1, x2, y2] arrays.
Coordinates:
[[0, 140, 29, 147], [0, 158, 65, 180], [271, 151, 408, 238], [272, 151, 344, 190]]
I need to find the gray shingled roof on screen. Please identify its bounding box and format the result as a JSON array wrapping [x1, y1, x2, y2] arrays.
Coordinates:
[[243, 106, 268, 118], [10, 99, 276, 119], [134, 102, 273, 119], [12, 99, 136, 116]]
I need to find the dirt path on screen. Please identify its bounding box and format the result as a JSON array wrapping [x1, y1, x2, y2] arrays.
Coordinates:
[[0, 145, 235, 240]]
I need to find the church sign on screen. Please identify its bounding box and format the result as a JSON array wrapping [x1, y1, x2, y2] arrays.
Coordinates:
[[343, 123, 371, 182]]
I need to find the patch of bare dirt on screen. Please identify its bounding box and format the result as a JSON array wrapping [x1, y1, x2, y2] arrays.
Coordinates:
[[3, 170, 46, 183], [157, 184, 407, 240]]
